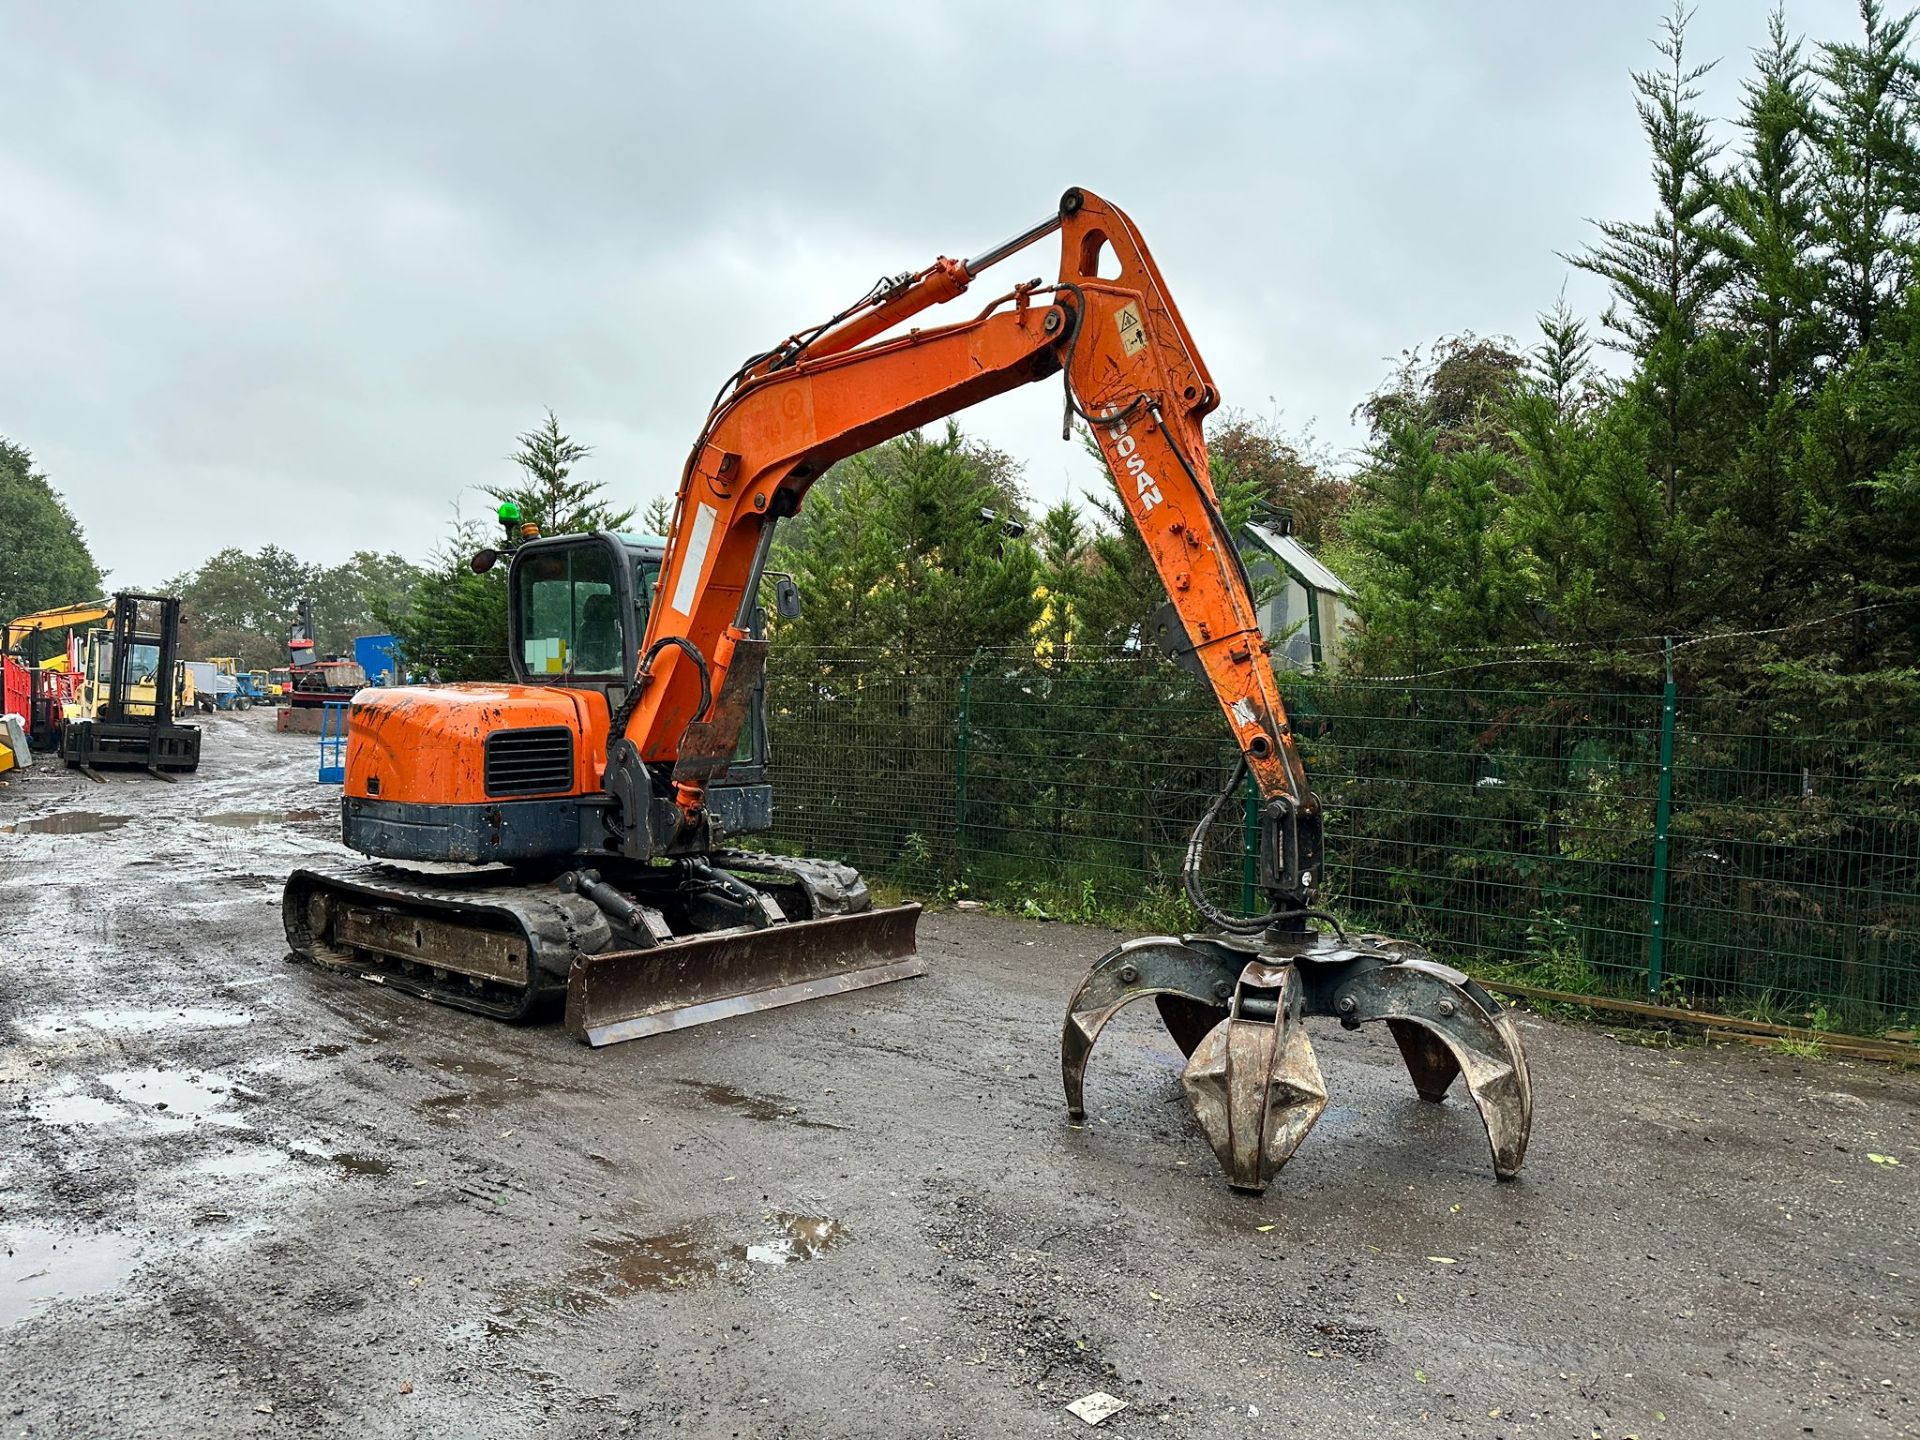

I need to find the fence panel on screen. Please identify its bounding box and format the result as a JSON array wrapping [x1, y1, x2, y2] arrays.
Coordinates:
[[758, 655, 1918, 1028]]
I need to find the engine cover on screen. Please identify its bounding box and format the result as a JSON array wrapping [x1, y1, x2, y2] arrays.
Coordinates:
[[345, 684, 607, 806]]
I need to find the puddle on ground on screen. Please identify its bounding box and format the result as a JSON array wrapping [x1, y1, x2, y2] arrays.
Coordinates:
[[25, 1080, 125, 1126], [680, 1080, 845, 1131], [534, 1227, 720, 1313], [421, 1090, 509, 1120], [27, 1071, 244, 1131], [425, 1055, 519, 1082], [14, 1007, 250, 1043], [446, 1315, 523, 1350], [742, 1214, 846, 1266], [522, 1214, 847, 1318], [97, 1068, 237, 1123], [190, 1147, 290, 1180], [283, 1138, 394, 1180], [200, 809, 327, 828], [2, 812, 131, 835], [1, 1224, 145, 1329], [418, 1057, 526, 1123]]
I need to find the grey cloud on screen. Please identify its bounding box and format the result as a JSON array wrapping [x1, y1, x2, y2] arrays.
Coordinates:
[[0, 0, 1866, 583]]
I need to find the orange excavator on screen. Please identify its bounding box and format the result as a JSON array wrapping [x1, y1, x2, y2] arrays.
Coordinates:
[[285, 188, 1531, 1190]]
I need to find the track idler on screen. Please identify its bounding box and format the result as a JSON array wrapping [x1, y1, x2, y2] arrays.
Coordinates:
[[1062, 929, 1532, 1192]]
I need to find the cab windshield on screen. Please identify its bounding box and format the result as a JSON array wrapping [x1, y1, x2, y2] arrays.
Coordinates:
[[515, 543, 626, 677], [90, 638, 161, 685]]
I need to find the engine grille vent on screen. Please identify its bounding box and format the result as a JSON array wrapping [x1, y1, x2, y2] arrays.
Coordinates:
[[484, 727, 574, 797]]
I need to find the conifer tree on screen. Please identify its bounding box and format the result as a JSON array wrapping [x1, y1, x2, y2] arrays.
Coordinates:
[[1715, 7, 1823, 396], [1504, 301, 1603, 643], [1809, 0, 1920, 354], [1570, 3, 1737, 633], [769, 423, 1041, 666], [483, 411, 635, 535]]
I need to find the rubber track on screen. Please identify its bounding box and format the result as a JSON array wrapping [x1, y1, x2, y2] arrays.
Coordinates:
[[283, 853, 876, 1023], [283, 863, 611, 1022]]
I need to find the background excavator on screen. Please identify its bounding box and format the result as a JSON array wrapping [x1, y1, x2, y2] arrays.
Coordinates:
[[286, 187, 1532, 1190], [2, 600, 102, 748]]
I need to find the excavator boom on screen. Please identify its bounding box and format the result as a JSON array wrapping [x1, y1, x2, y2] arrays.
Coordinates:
[[612, 189, 1320, 910], [2, 601, 113, 653]]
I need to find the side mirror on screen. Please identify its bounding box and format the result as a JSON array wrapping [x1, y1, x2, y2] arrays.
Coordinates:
[[470, 548, 500, 575], [773, 575, 802, 620]]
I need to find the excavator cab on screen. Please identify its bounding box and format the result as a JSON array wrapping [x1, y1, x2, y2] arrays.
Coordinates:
[[504, 531, 765, 780], [288, 525, 915, 1037], [509, 534, 642, 689]]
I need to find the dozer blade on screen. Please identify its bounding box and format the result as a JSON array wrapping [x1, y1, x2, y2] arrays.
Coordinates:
[[565, 904, 924, 1047]]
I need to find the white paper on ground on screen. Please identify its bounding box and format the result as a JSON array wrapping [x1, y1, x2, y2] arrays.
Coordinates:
[[1066, 1391, 1128, 1426]]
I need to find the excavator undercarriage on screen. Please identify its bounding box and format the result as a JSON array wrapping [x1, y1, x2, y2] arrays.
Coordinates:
[[283, 185, 1532, 1192], [286, 852, 920, 1042]]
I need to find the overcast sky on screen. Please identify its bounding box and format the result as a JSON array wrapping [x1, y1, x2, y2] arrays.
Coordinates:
[[0, 1, 1870, 585]]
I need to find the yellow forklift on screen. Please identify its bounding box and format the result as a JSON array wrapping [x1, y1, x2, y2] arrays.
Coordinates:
[[62, 594, 201, 779]]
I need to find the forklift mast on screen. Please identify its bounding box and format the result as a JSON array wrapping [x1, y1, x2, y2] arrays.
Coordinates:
[[61, 593, 201, 778]]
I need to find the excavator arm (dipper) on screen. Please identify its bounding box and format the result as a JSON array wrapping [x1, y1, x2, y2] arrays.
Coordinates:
[[619, 188, 1320, 913]]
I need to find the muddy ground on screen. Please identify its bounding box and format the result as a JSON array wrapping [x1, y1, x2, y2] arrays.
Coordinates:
[[0, 714, 1914, 1439]]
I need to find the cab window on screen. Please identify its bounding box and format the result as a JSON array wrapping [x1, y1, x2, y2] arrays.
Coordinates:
[[515, 544, 626, 677], [633, 557, 659, 627]]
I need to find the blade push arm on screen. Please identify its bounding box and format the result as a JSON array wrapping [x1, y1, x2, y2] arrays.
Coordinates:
[[622, 188, 1322, 910]]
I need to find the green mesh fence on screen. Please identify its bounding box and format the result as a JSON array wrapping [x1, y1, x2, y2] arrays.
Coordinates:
[[759, 653, 1920, 1030]]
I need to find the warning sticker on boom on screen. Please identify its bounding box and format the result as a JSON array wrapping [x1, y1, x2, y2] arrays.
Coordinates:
[[1114, 302, 1147, 357], [670, 503, 718, 616]]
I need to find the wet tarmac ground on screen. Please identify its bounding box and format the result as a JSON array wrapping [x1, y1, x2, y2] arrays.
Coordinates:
[[0, 712, 1914, 1437]]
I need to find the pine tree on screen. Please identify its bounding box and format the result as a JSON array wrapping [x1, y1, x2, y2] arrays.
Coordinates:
[[1505, 301, 1603, 642], [1342, 419, 1533, 678], [640, 495, 675, 537], [1715, 7, 1824, 395], [1693, 10, 1826, 638], [381, 520, 512, 683], [769, 423, 1042, 668], [483, 411, 634, 535], [1569, 3, 1739, 633], [1573, 6, 1730, 359], [1786, 2, 1920, 671], [1030, 500, 1089, 662], [1809, 0, 1920, 354]]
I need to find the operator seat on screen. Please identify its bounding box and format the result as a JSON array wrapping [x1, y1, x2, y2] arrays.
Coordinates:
[[576, 593, 621, 674]]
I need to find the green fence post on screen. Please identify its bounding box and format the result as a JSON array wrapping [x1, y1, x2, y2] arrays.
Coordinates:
[[1241, 768, 1260, 916], [1647, 639, 1676, 994], [954, 668, 972, 864]]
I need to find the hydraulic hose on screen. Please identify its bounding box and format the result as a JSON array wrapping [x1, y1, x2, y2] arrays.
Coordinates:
[[607, 635, 712, 746], [1183, 757, 1344, 937]]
